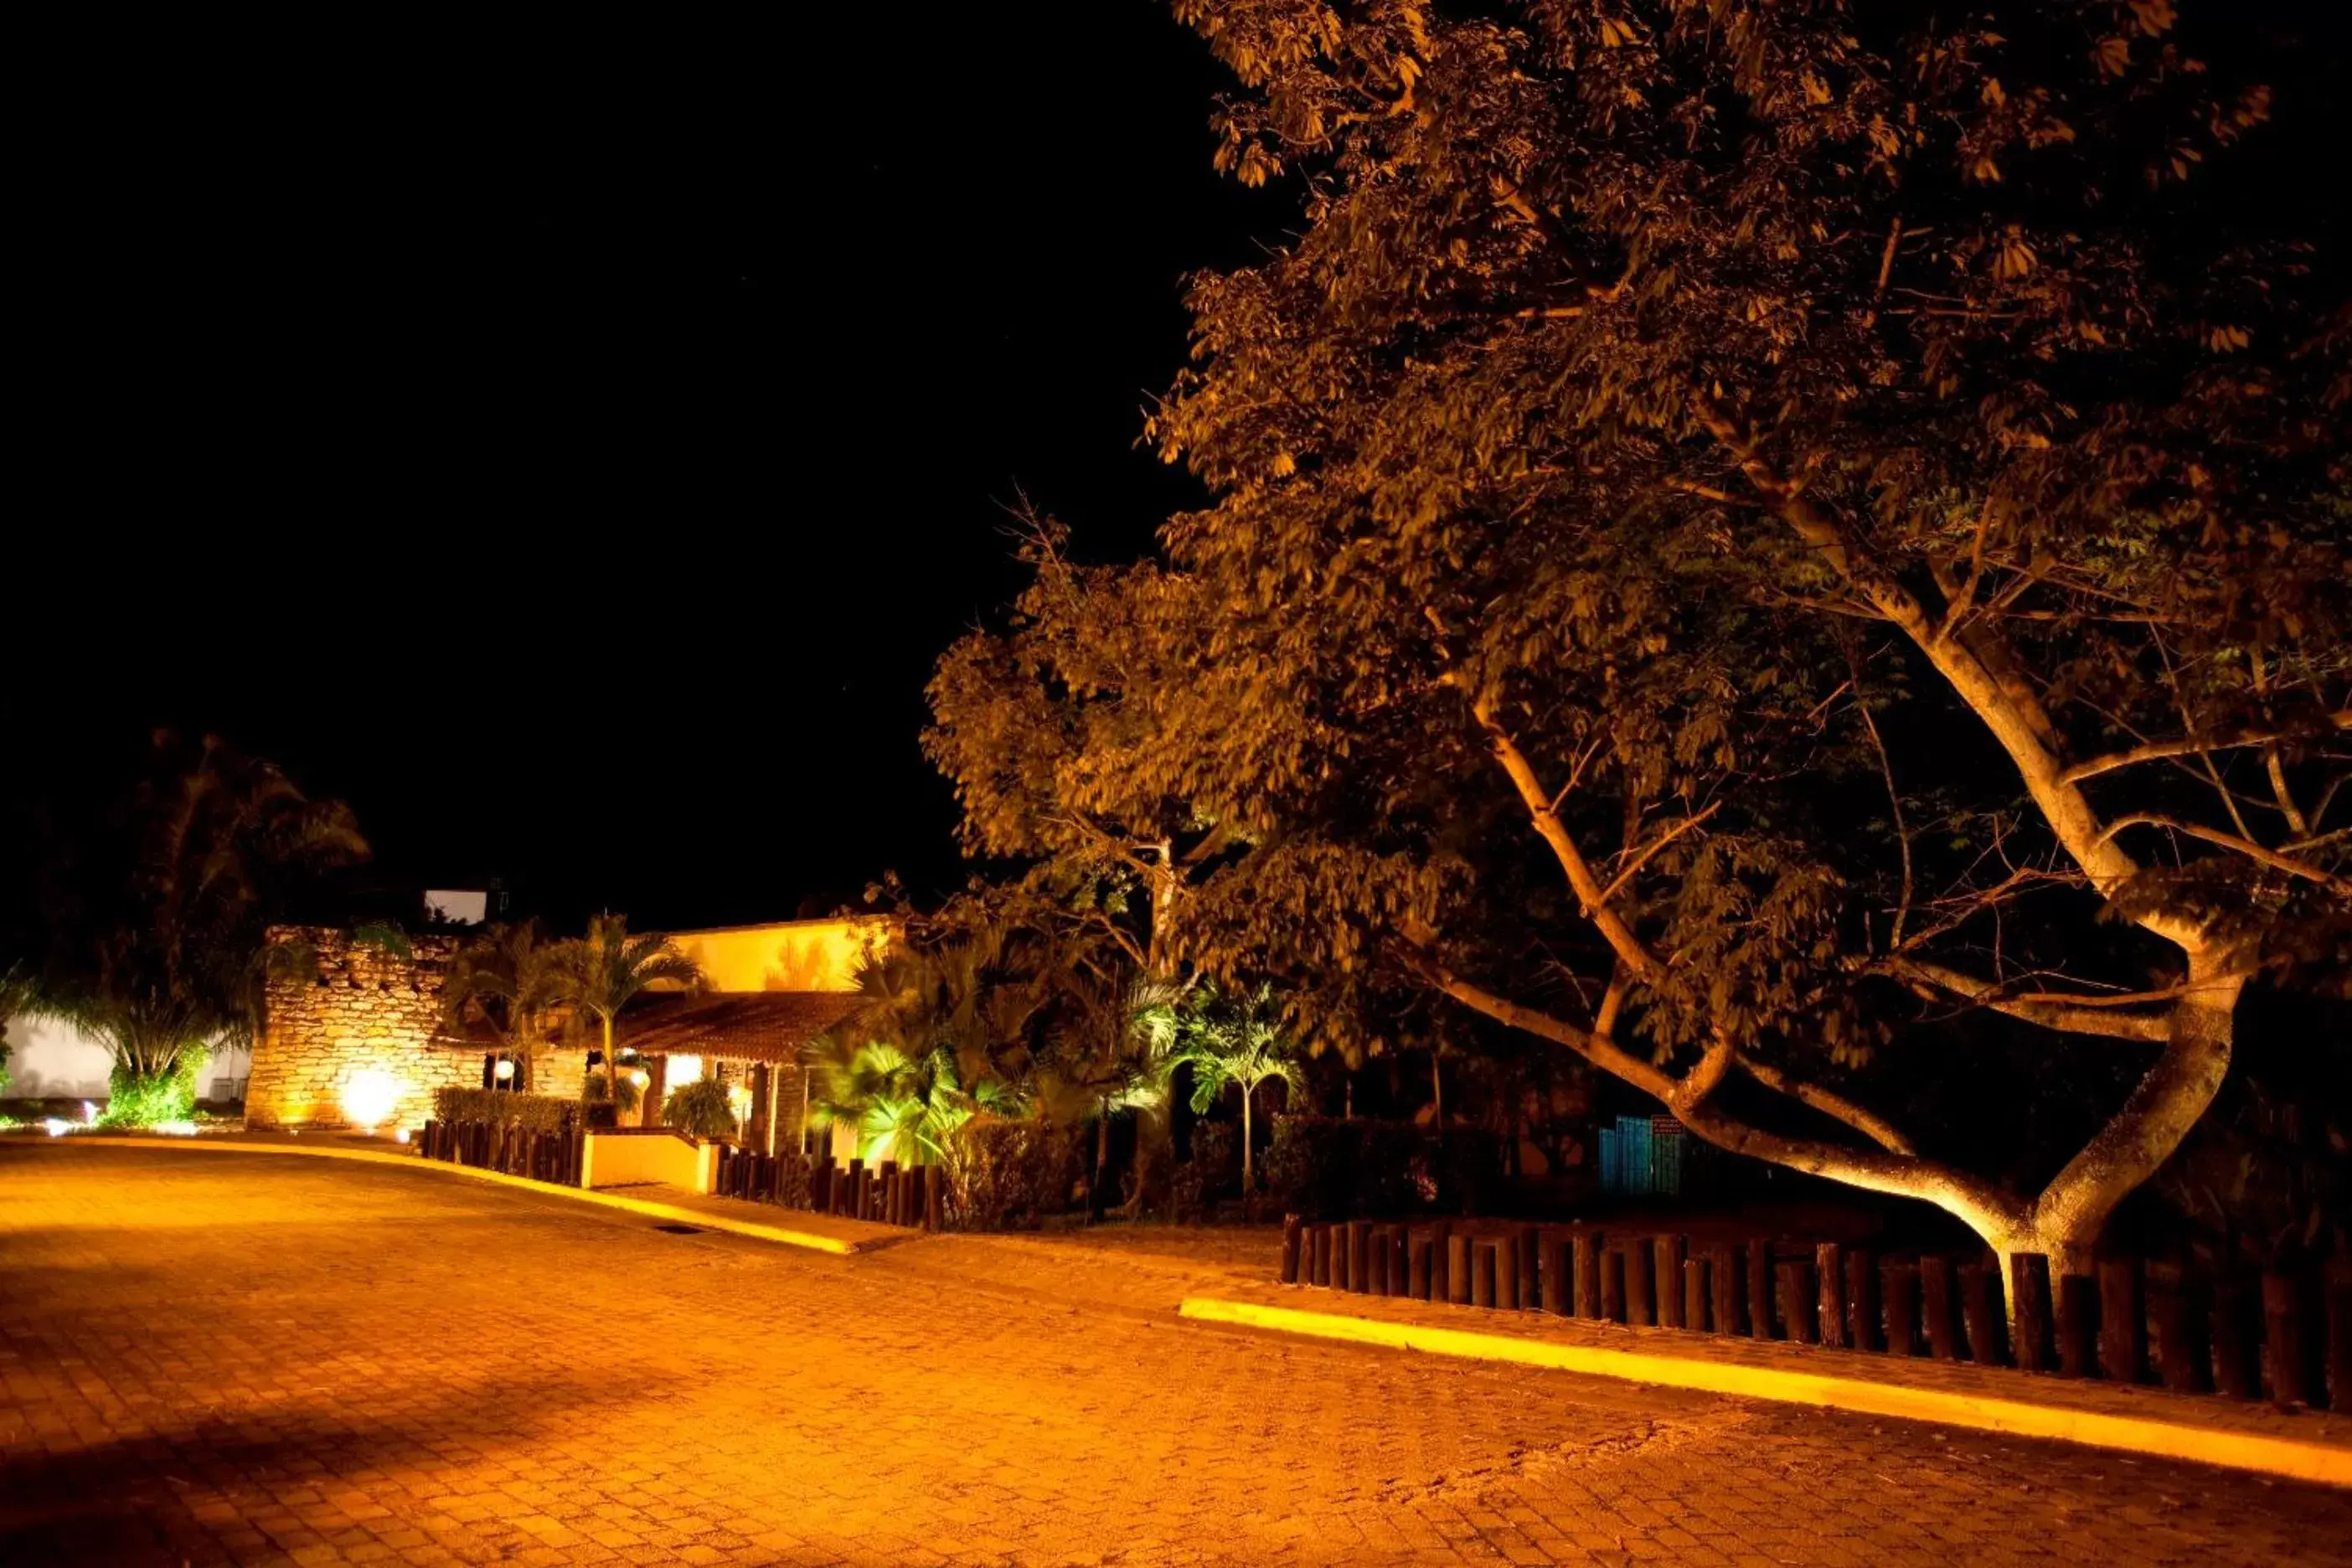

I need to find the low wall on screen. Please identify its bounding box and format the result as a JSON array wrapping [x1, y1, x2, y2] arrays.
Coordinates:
[[580, 1130, 718, 1192]]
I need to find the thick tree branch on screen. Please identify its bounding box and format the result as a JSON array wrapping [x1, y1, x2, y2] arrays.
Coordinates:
[[1596, 802, 1721, 907], [2099, 813, 2352, 898], [1462, 689, 1665, 984], [1739, 1060, 1918, 1156], [1882, 957, 2173, 1043], [1694, 401, 2213, 956], [1400, 943, 2017, 1234]]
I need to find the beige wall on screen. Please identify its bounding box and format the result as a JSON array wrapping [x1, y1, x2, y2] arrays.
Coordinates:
[[580, 1130, 718, 1190], [663, 917, 895, 993]]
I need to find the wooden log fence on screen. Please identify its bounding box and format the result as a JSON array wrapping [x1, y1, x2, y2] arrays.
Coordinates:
[[703, 1146, 937, 1230], [1280, 1216, 2349, 1411]]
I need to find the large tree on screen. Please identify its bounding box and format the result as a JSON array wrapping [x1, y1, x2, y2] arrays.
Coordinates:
[[990, 0, 2349, 1275]]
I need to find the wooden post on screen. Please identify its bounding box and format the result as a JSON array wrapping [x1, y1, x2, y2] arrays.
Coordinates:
[[1367, 1226, 1391, 1296], [1473, 1241, 1498, 1308], [1711, 1246, 1746, 1337], [1778, 1260, 1819, 1344], [1540, 1231, 1570, 1317], [1391, 1226, 1412, 1298], [1845, 1249, 1879, 1353], [2098, 1257, 2145, 1385], [2213, 1277, 2259, 1399], [1281, 1215, 1303, 1285], [1494, 1235, 1519, 1313], [1882, 1260, 1921, 1357], [1654, 1237, 1687, 1328], [2326, 1273, 2351, 1413], [1622, 1240, 1653, 1327], [1815, 1244, 1844, 1349], [2011, 1253, 2054, 1373], [1682, 1256, 1710, 1333], [1958, 1263, 2004, 1366], [1447, 1234, 1472, 1305], [1515, 1225, 1540, 1310], [924, 1163, 941, 1230], [2150, 1272, 2207, 1393], [2265, 1271, 2312, 1406], [1350, 1223, 1374, 1294], [1748, 1243, 1777, 1340], [881, 1160, 900, 1225], [1311, 1225, 1333, 1287], [1601, 1246, 1627, 1323], [1920, 1256, 1959, 1360], [2055, 1272, 2097, 1378], [1431, 1222, 1452, 1305], [1410, 1235, 1432, 1300], [844, 1158, 864, 1219], [1572, 1229, 1604, 1319]]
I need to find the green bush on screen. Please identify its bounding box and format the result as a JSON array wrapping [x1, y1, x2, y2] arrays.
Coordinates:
[[431, 1087, 578, 1135], [580, 1069, 642, 1114], [1263, 1116, 1504, 1220], [941, 1117, 1080, 1231], [664, 1076, 738, 1138], [97, 1055, 204, 1127], [1173, 1122, 1240, 1221]]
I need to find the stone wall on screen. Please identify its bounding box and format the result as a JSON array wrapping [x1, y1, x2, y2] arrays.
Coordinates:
[[245, 926, 477, 1131]]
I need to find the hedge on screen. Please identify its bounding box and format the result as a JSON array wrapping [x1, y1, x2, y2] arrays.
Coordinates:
[[1172, 1122, 1239, 1221], [1261, 1116, 1504, 1221], [941, 1117, 1081, 1231], [431, 1087, 579, 1135]]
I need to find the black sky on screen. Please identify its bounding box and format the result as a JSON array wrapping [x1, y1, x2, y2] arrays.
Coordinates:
[[15, 9, 1283, 928]]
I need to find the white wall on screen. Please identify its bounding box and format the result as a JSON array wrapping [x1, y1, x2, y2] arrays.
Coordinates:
[[2, 1014, 250, 1103]]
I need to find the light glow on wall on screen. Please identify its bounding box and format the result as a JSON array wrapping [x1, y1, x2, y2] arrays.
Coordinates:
[[668, 1055, 703, 1085], [340, 1070, 406, 1132]]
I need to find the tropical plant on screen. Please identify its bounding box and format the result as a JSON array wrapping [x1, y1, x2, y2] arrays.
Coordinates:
[[805, 1037, 1018, 1164], [545, 915, 704, 1118], [440, 921, 564, 1086], [37, 734, 367, 1106], [664, 1075, 740, 1139], [95, 1050, 204, 1127], [1158, 984, 1302, 1195]]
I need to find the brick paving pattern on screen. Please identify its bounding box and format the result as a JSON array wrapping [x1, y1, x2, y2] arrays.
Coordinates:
[[3, 1146, 2348, 1566]]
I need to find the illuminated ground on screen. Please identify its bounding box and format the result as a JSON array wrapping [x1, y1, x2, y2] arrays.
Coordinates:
[[3, 1146, 2347, 1566]]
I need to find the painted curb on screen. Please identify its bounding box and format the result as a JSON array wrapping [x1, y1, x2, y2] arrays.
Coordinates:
[[1179, 1295, 2352, 1488], [13, 1135, 874, 1256]]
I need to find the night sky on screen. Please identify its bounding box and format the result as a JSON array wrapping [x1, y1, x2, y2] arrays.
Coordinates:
[[15, 10, 1282, 929]]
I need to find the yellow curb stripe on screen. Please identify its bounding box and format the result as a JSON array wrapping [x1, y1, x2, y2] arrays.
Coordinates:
[[1179, 1295, 2352, 1488], [24, 1136, 864, 1256]]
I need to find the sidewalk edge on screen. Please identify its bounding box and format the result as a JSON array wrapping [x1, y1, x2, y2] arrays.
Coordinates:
[[1178, 1294, 2351, 1488]]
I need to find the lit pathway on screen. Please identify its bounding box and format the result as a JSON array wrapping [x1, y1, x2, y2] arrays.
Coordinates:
[[2, 1145, 2346, 1566]]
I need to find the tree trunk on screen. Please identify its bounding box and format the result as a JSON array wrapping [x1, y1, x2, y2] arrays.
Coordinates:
[[1242, 1078, 1255, 1195]]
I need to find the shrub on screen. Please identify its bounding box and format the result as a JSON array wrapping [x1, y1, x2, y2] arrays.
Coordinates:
[[767, 1152, 812, 1210], [431, 1087, 578, 1135], [1173, 1122, 1240, 1221], [940, 1117, 1080, 1231], [664, 1076, 738, 1138], [97, 1055, 204, 1128], [580, 1069, 642, 1114]]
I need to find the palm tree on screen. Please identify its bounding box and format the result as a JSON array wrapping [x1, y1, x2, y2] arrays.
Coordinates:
[[440, 921, 563, 1087], [40, 735, 368, 1114], [546, 915, 704, 1117], [1159, 984, 1302, 1196], [804, 1035, 1018, 1163]]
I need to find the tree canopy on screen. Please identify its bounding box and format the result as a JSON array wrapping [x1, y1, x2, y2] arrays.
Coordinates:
[[930, 0, 2350, 1268]]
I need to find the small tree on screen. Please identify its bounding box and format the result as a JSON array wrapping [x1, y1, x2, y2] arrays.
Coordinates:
[[663, 1075, 739, 1140], [546, 915, 704, 1117], [441, 921, 564, 1088], [1160, 985, 1302, 1196]]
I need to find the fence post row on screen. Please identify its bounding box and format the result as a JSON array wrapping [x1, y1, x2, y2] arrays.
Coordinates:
[[1279, 1217, 2347, 1410]]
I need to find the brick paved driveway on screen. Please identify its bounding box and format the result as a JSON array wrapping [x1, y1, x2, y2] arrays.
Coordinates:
[[3, 1146, 2347, 1567]]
